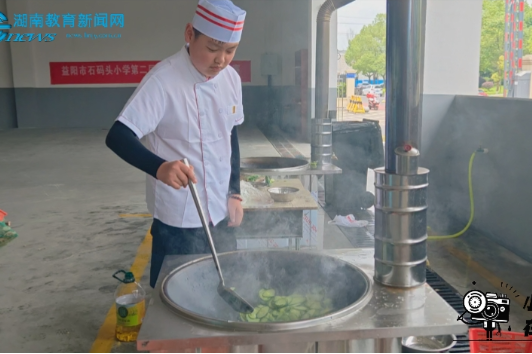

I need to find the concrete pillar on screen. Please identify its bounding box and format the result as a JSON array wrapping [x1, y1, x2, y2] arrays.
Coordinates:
[[522, 55, 532, 98], [424, 0, 483, 95], [346, 74, 355, 97]]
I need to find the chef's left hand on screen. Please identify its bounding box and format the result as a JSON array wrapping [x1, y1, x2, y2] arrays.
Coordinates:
[[228, 196, 244, 227]]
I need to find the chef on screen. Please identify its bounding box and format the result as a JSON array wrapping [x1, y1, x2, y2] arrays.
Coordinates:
[[105, 0, 246, 288]]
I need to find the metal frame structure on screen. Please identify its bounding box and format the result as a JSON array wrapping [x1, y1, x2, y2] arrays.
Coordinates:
[[504, 0, 525, 97]]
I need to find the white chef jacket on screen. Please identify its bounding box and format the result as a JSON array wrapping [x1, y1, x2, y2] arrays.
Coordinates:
[[116, 45, 244, 228]]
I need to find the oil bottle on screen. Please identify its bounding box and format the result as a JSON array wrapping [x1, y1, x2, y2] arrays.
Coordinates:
[[112, 270, 146, 342]]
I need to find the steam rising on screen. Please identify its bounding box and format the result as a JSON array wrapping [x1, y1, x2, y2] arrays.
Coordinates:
[[162, 172, 370, 325], [236, 177, 314, 249], [163, 251, 368, 324]]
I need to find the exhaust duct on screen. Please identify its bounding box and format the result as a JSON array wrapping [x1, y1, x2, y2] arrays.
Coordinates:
[[313, 0, 429, 289], [312, 0, 357, 167], [374, 0, 429, 288]]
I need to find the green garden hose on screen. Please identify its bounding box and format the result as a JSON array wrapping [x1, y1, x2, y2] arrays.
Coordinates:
[[427, 148, 486, 240]]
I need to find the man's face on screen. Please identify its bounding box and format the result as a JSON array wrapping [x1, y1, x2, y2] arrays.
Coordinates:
[[185, 23, 239, 78]]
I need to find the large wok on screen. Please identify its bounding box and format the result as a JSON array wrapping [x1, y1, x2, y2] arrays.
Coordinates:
[[160, 250, 373, 331], [240, 157, 309, 174]]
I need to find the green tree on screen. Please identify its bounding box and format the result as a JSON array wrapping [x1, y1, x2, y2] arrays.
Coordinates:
[[524, 1, 532, 54], [344, 14, 386, 81], [491, 72, 501, 90], [337, 81, 346, 98], [479, 0, 532, 77], [480, 0, 506, 76], [493, 55, 504, 92]]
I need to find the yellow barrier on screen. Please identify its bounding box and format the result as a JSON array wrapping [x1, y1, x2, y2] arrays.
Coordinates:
[[347, 95, 366, 114]]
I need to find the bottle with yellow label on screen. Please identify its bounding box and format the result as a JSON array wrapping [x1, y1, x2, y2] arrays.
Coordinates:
[[112, 270, 146, 342]]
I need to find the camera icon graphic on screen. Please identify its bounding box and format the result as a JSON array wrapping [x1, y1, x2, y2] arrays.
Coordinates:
[[460, 290, 510, 340]]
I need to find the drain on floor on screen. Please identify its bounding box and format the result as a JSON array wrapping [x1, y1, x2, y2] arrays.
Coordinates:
[[426, 267, 483, 353]]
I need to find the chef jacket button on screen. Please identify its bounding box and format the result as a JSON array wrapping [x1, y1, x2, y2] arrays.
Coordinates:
[[219, 109, 223, 113], [218, 133, 222, 138]]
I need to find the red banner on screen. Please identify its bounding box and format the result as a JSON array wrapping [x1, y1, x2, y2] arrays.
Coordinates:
[[50, 61, 159, 84], [230, 60, 251, 83], [50, 60, 251, 84]]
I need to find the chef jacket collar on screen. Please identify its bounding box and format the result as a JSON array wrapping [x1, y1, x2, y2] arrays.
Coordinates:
[[183, 44, 217, 84]]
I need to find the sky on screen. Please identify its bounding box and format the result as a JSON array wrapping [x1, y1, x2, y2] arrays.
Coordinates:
[[337, 0, 532, 51], [337, 0, 386, 51]]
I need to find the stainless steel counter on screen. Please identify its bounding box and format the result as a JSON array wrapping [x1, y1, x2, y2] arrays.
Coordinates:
[[241, 164, 343, 176], [137, 248, 468, 353]]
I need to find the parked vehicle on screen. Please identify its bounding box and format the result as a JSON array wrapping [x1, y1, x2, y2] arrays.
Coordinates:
[[356, 83, 371, 95], [478, 90, 488, 97], [362, 86, 374, 95], [374, 84, 384, 95], [362, 84, 384, 96]]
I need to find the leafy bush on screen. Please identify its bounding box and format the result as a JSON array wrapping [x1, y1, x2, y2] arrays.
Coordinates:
[[337, 82, 346, 98], [482, 81, 494, 89]]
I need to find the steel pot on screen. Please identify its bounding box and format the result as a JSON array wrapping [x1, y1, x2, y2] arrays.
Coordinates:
[[401, 334, 457, 353], [160, 250, 373, 332], [240, 157, 309, 174], [268, 187, 299, 202]]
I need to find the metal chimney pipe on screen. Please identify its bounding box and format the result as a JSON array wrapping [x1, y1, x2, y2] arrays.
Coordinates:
[[312, 0, 356, 167], [315, 0, 357, 121], [384, 0, 427, 173], [373, 0, 430, 289]]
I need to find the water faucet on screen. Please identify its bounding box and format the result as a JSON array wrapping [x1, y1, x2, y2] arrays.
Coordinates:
[[477, 146, 489, 154]]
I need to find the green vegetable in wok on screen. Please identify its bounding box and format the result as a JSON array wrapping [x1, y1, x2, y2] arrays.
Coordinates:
[[246, 175, 260, 182], [239, 287, 334, 323], [259, 288, 276, 301], [265, 176, 275, 186]]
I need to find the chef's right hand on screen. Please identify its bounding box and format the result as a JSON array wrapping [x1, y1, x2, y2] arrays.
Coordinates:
[[156, 161, 197, 189]]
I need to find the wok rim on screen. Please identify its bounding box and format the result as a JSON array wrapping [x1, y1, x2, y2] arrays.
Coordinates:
[[159, 249, 373, 332], [240, 157, 309, 174]]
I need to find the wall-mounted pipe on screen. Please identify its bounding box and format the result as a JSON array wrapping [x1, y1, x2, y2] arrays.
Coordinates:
[[315, 0, 356, 121], [312, 0, 356, 167]]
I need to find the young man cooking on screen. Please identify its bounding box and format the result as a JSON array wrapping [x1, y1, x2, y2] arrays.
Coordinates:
[[105, 0, 246, 288]]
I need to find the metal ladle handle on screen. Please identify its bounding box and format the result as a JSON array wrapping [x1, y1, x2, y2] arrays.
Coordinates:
[[182, 158, 225, 286]]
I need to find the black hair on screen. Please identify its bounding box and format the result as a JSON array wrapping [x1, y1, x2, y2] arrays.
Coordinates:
[[192, 27, 225, 44], [193, 28, 203, 38]]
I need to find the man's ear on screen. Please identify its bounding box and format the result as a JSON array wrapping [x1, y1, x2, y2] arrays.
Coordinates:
[[184, 23, 194, 44]]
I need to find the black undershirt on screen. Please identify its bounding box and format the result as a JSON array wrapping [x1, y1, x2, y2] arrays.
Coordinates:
[[105, 120, 241, 195]]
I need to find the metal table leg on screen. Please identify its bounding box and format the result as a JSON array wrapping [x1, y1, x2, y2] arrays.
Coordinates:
[[374, 338, 402, 353], [346, 338, 402, 353]]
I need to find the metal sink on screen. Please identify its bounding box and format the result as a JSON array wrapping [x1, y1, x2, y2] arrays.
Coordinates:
[[240, 157, 309, 174], [160, 250, 373, 332]]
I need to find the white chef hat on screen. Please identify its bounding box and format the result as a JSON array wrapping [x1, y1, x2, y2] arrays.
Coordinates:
[[192, 0, 246, 43]]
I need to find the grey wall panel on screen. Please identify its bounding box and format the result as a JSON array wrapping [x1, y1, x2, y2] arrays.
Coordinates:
[[13, 86, 301, 130], [420, 94, 456, 155], [0, 88, 17, 130], [14, 88, 136, 129], [422, 95, 532, 263]]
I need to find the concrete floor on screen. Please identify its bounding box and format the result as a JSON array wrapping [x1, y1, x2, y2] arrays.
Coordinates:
[[1, 124, 531, 352], [0, 128, 153, 352]]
